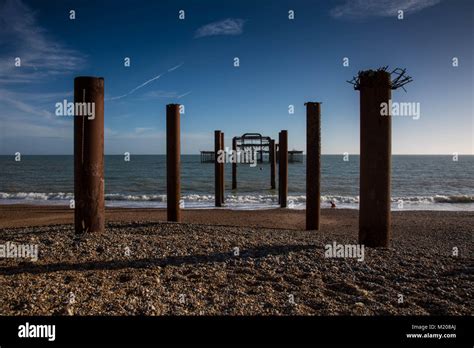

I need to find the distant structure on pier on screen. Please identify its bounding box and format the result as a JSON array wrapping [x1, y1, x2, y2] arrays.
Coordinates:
[[200, 151, 215, 163], [200, 132, 302, 163]]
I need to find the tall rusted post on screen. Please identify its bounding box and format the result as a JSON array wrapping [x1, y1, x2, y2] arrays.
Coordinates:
[[270, 139, 276, 189], [277, 133, 281, 204], [306, 102, 321, 230], [166, 104, 181, 222], [358, 70, 392, 247], [220, 132, 225, 204], [214, 130, 223, 207], [232, 137, 237, 190], [74, 76, 105, 234], [279, 130, 288, 208]]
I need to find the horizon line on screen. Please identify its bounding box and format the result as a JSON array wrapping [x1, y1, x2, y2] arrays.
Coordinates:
[[1, 153, 473, 156]]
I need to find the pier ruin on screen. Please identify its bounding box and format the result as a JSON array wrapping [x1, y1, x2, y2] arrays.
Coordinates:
[[72, 66, 412, 248]]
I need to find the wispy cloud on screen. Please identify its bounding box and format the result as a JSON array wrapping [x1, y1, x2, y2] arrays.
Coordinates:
[[195, 18, 245, 38], [0, 89, 74, 149], [106, 128, 164, 140], [109, 64, 184, 101], [141, 90, 191, 100], [134, 127, 155, 135], [0, 89, 72, 121], [0, 94, 52, 119], [330, 0, 442, 19], [0, 0, 86, 84], [142, 90, 180, 99]]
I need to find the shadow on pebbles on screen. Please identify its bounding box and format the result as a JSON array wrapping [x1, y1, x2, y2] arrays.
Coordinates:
[[0, 215, 472, 315]]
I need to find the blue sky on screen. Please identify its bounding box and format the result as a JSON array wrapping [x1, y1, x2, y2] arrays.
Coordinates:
[[0, 0, 472, 154]]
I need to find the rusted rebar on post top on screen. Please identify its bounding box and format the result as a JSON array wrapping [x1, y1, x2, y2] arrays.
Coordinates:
[[279, 130, 288, 208], [306, 102, 321, 230], [358, 70, 392, 247], [74, 76, 105, 234], [166, 104, 181, 222]]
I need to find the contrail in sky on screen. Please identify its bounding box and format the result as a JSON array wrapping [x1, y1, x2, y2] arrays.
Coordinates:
[[177, 91, 191, 99], [109, 63, 184, 100], [128, 74, 163, 94], [168, 62, 184, 72]]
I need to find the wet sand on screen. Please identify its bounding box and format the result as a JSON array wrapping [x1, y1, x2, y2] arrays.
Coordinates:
[[0, 204, 316, 230]]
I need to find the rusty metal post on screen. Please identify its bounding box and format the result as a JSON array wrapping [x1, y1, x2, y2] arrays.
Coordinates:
[[359, 70, 392, 247], [279, 130, 288, 208], [277, 133, 281, 204], [232, 137, 237, 190], [220, 132, 225, 204], [166, 104, 181, 222], [306, 102, 321, 230], [74, 76, 105, 234], [270, 139, 276, 189], [214, 130, 222, 207]]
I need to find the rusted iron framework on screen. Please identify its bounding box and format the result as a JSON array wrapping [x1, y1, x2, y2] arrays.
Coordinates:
[[200, 132, 302, 163], [232, 133, 274, 190], [347, 66, 413, 91], [200, 151, 214, 163], [235, 133, 271, 163]]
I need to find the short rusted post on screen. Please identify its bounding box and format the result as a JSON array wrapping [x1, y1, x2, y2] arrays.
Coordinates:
[[279, 130, 288, 208], [306, 102, 321, 230], [358, 70, 392, 247], [74, 76, 105, 234], [220, 132, 225, 204], [214, 130, 223, 207], [166, 104, 181, 222], [232, 137, 237, 190]]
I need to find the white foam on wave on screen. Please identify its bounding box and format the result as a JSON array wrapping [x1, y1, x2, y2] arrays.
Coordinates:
[[0, 192, 473, 211]]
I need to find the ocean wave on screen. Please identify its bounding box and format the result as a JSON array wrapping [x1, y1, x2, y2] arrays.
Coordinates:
[[1, 192, 473, 204], [0, 192, 74, 200], [432, 195, 474, 203]]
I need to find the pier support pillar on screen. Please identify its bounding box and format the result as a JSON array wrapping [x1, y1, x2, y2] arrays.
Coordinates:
[[270, 139, 276, 189], [220, 132, 225, 204], [74, 76, 105, 234], [279, 130, 288, 208], [278, 134, 281, 204], [359, 70, 392, 247], [232, 137, 237, 190], [166, 104, 181, 222], [215, 130, 224, 207], [306, 102, 321, 230]]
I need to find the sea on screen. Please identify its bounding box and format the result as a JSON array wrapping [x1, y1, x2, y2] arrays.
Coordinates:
[[1, 155, 473, 211]]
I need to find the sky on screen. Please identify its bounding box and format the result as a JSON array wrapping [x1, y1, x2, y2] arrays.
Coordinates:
[[0, 0, 472, 155]]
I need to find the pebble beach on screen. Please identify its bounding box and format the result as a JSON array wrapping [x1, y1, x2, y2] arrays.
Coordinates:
[[0, 206, 472, 316]]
